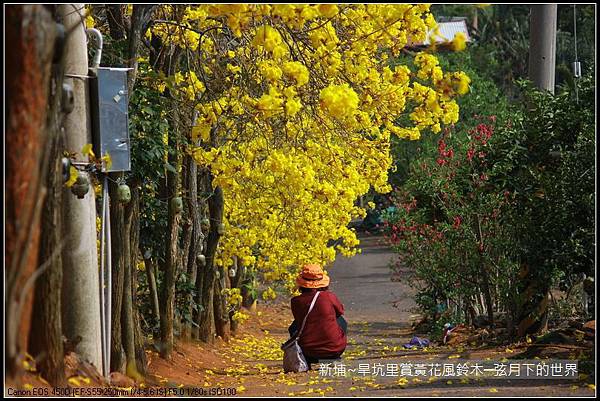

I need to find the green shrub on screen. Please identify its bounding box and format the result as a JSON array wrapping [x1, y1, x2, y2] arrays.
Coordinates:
[[385, 72, 595, 332]]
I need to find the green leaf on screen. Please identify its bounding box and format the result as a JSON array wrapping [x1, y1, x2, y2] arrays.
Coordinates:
[[165, 162, 177, 173], [142, 106, 155, 116]]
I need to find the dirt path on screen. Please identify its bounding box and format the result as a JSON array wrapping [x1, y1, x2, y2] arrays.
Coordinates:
[[8, 235, 593, 397], [143, 233, 595, 397]]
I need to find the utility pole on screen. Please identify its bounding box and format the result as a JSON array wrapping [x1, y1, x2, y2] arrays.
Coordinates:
[[515, 4, 558, 337], [528, 4, 557, 93], [59, 4, 103, 372]]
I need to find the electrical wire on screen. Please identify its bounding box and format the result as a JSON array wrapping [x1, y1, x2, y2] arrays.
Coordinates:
[[573, 5, 578, 62], [99, 176, 107, 377], [100, 175, 112, 378], [573, 5, 579, 103], [104, 175, 112, 372]]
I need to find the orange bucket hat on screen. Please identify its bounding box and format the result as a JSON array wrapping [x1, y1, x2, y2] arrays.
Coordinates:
[[296, 264, 330, 289]]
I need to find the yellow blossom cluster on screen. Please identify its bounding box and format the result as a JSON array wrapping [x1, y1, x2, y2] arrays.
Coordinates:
[[319, 84, 360, 120], [261, 287, 277, 301], [151, 4, 469, 289], [231, 310, 250, 324], [450, 32, 468, 51], [171, 71, 205, 101], [222, 288, 243, 308]]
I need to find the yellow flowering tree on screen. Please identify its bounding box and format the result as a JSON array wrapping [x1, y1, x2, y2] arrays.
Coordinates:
[[152, 3, 468, 284], [148, 4, 469, 341]]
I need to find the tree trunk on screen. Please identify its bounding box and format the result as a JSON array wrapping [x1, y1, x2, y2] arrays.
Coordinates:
[[159, 102, 181, 359], [133, 309, 147, 376], [28, 51, 66, 387], [128, 186, 147, 376], [5, 4, 56, 378], [148, 19, 183, 360], [181, 151, 202, 341], [106, 4, 126, 41], [506, 278, 519, 337], [127, 5, 156, 94], [475, 215, 494, 327], [158, 198, 178, 359], [121, 189, 139, 379], [197, 180, 224, 343], [516, 263, 551, 337], [479, 261, 495, 327], [144, 256, 161, 327], [180, 222, 193, 279], [192, 238, 205, 341], [229, 257, 244, 335], [180, 248, 195, 341], [198, 272, 216, 343], [175, 161, 192, 338], [214, 271, 231, 342], [178, 160, 192, 278], [180, 232, 195, 341]]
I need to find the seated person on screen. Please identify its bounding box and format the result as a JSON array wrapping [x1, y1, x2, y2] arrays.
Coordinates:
[[288, 264, 347, 368]]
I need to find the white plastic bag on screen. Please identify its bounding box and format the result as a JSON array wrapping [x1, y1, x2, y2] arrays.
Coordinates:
[[281, 337, 309, 373]]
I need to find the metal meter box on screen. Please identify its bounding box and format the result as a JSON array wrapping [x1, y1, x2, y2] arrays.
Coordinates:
[[90, 67, 131, 172]]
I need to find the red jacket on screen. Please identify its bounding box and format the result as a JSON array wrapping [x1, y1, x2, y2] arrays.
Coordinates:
[[291, 289, 347, 357]]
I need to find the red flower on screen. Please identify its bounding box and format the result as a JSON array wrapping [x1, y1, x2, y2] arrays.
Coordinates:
[[438, 139, 447, 154], [473, 123, 494, 142], [467, 148, 475, 161], [452, 216, 462, 229]]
